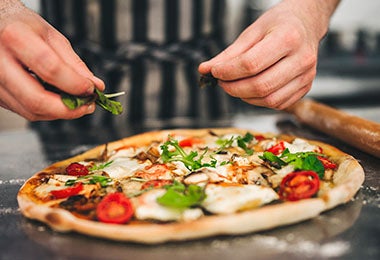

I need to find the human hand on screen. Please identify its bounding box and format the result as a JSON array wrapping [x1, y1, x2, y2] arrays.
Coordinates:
[[0, 0, 104, 121], [199, 0, 340, 110]]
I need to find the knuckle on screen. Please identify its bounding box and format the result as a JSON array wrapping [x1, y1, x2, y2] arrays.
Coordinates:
[[301, 49, 317, 69], [36, 54, 61, 81], [240, 57, 260, 75], [0, 23, 18, 43], [262, 94, 281, 109], [282, 29, 302, 49], [24, 99, 45, 116], [255, 78, 274, 97]]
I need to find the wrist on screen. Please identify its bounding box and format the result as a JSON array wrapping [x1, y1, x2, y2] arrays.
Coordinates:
[[283, 0, 341, 41]]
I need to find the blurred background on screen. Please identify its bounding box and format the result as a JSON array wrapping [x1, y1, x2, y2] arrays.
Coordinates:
[[1, 0, 379, 132]]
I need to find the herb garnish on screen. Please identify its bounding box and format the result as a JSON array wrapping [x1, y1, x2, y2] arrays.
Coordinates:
[[88, 161, 114, 172], [157, 181, 206, 209], [33, 72, 124, 115], [260, 149, 325, 178], [161, 137, 216, 171], [61, 89, 124, 115], [216, 132, 254, 155], [65, 175, 113, 187]]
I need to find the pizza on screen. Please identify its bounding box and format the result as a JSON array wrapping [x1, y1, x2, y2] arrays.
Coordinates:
[[17, 128, 364, 243]]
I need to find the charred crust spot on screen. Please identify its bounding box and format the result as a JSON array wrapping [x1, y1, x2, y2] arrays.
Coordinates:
[[46, 212, 62, 226]]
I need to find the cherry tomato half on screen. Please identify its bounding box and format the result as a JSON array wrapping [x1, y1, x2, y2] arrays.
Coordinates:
[[179, 137, 204, 147], [267, 141, 285, 155], [66, 162, 89, 176], [50, 182, 83, 199], [278, 171, 320, 201], [317, 156, 337, 170], [96, 193, 134, 224]]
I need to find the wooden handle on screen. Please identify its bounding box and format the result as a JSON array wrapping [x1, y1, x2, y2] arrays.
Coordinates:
[[286, 99, 380, 158]]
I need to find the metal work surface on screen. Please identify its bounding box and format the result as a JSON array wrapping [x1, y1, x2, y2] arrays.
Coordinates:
[[0, 109, 379, 260]]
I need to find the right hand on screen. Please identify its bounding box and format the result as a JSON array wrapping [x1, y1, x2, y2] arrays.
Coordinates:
[[0, 0, 104, 121]]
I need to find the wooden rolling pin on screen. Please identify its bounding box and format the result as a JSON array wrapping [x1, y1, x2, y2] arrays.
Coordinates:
[[285, 99, 380, 158]]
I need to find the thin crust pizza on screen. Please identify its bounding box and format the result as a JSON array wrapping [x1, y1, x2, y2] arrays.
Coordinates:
[[17, 128, 364, 243]]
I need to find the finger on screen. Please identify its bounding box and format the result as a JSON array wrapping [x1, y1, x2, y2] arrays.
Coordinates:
[[211, 31, 297, 81], [274, 85, 311, 110], [1, 54, 95, 120], [1, 22, 95, 96], [240, 69, 315, 109], [0, 84, 38, 120], [45, 28, 105, 91], [218, 53, 316, 99], [198, 23, 264, 74]]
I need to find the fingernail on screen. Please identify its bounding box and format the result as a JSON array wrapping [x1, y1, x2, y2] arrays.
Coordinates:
[[86, 85, 95, 95], [86, 104, 95, 114], [93, 76, 105, 91]]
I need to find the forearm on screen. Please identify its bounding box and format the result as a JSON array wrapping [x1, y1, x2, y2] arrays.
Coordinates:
[[282, 0, 341, 41]]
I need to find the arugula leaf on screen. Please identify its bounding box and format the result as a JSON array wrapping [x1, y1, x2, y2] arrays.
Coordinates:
[[65, 175, 113, 187], [161, 137, 214, 171], [61, 93, 96, 109], [156, 181, 206, 209], [61, 89, 124, 115], [33, 72, 124, 115], [237, 133, 254, 155], [260, 151, 287, 169], [216, 132, 254, 155], [88, 160, 114, 172], [94, 89, 124, 115], [260, 149, 325, 178]]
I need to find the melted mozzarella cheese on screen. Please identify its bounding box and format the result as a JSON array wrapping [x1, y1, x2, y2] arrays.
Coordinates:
[[133, 189, 203, 222], [103, 157, 151, 179], [202, 184, 278, 214], [285, 138, 318, 153], [109, 147, 144, 160]]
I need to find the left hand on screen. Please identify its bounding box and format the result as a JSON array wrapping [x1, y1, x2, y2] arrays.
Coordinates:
[[198, 0, 340, 110]]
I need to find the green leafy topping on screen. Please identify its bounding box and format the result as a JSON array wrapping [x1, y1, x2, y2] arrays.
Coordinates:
[[216, 132, 254, 155], [93, 89, 124, 115], [260, 149, 325, 178], [156, 181, 206, 209], [61, 89, 124, 115], [161, 137, 215, 171], [88, 161, 114, 172], [237, 133, 254, 155], [61, 93, 95, 109], [261, 151, 287, 169], [65, 175, 113, 187]]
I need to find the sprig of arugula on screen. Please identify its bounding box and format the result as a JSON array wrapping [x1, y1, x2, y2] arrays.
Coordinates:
[[160, 137, 216, 171], [33, 72, 124, 115], [61, 89, 124, 115], [260, 149, 325, 178], [216, 132, 254, 155], [65, 175, 113, 187], [157, 181, 206, 209]]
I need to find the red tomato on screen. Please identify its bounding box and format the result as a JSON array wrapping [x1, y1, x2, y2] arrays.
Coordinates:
[[317, 156, 337, 169], [140, 179, 173, 190], [96, 193, 134, 224], [278, 171, 320, 201], [66, 162, 89, 176], [254, 135, 265, 141], [267, 141, 285, 155], [179, 138, 203, 147], [50, 183, 83, 199]]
